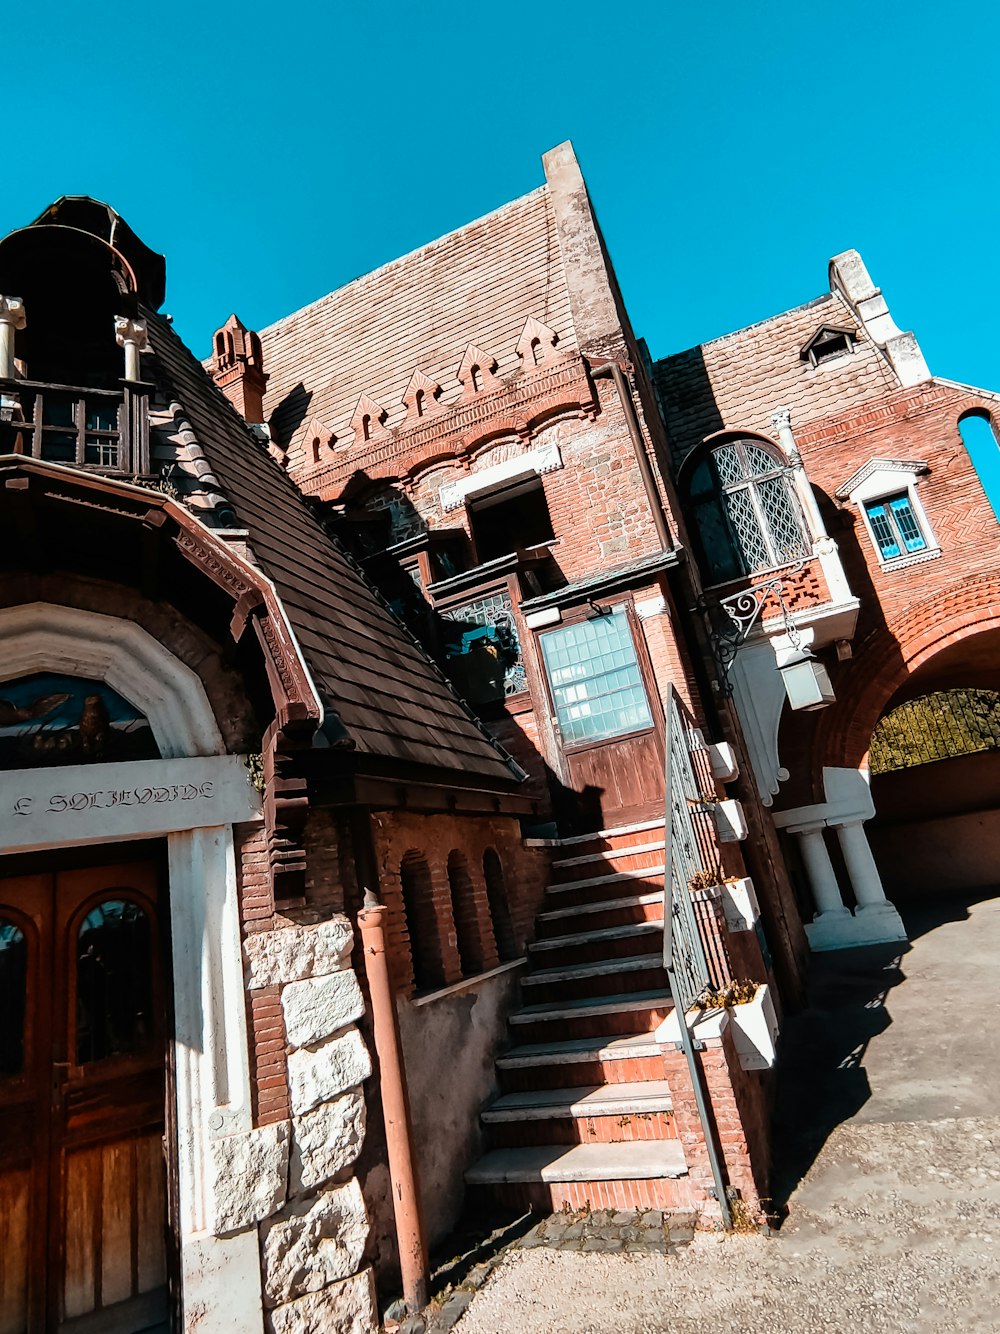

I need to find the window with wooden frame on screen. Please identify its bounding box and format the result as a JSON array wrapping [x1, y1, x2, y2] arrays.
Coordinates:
[[539, 605, 654, 747]]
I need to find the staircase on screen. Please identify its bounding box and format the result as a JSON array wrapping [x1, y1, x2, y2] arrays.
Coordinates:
[[466, 819, 696, 1212]]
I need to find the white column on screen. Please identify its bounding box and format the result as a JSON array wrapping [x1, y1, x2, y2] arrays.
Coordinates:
[[835, 820, 907, 943], [835, 820, 888, 908], [114, 314, 148, 382], [0, 294, 26, 379], [796, 827, 849, 919], [772, 405, 854, 605]]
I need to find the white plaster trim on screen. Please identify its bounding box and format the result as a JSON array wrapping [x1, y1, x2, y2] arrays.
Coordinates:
[[835, 458, 929, 499], [407, 957, 527, 1007], [439, 443, 562, 511], [1, 754, 261, 854], [874, 546, 942, 573], [0, 604, 265, 1331], [0, 602, 224, 758]]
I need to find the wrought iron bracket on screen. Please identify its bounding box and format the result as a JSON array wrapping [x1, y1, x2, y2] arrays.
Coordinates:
[[696, 569, 804, 695]]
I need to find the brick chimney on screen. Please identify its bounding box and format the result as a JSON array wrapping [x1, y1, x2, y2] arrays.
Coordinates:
[[211, 313, 268, 422]]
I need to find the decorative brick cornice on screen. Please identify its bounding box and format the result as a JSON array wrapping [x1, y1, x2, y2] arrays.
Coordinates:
[[299, 353, 599, 498]]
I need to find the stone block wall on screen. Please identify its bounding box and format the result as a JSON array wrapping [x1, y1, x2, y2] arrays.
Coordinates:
[[233, 821, 378, 1333]]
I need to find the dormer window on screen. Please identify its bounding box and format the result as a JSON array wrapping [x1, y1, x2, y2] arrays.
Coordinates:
[[801, 325, 856, 368]]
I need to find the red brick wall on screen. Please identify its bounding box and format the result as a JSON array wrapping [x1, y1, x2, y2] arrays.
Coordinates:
[[777, 383, 1000, 797], [371, 809, 549, 998]]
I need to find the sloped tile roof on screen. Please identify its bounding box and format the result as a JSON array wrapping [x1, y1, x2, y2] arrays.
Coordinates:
[[146, 310, 518, 786], [654, 292, 895, 460], [257, 186, 577, 466]]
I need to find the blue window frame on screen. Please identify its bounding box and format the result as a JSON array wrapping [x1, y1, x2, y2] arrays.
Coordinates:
[[540, 608, 654, 746], [864, 493, 928, 561]]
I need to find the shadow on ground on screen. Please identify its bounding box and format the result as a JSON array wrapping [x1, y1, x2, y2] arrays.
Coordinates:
[[769, 886, 996, 1217]]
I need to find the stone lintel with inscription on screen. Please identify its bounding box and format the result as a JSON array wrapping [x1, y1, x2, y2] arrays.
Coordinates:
[[2, 753, 262, 854]]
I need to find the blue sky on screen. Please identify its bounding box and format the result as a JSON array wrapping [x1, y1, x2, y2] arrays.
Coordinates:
[[5, 1, 999, 393]]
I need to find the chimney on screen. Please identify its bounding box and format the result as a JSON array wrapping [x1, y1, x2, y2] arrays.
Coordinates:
[[211, 313, 269, 422]]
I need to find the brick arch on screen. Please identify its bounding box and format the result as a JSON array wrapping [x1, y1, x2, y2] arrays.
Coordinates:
[[815, 573, 1000, 772]]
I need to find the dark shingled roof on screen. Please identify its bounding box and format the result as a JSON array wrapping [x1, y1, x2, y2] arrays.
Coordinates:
[[145, 310, 518, 787]]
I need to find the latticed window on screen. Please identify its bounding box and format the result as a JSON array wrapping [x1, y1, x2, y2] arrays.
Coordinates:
[[688, 438, 809, 585], [441, 590, 526, 706]]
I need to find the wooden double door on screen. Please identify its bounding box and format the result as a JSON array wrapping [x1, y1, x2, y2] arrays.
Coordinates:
[[0, 860, 170, 1334]]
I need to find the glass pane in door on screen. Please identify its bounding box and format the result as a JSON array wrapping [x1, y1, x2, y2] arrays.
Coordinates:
[[76, 899, 153, 1064]]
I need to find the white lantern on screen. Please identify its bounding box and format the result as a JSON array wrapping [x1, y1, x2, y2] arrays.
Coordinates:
[[778, 650, 835, 711]]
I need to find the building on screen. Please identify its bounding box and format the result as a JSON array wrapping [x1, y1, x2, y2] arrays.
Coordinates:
[[2, 142, 993, 1334], [655, 248, 1000, 945]]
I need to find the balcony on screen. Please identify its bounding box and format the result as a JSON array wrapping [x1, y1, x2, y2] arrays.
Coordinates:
[[0, 378, 149, 475]]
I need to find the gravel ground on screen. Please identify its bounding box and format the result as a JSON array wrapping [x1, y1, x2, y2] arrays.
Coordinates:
[[456, 894, 1000, 1333], [456, 1115, 1000, 1332]]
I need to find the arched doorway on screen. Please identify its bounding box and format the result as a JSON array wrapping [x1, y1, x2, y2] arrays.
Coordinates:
[[866, 647, 1000, 899], [0, 605, 264, 1333]]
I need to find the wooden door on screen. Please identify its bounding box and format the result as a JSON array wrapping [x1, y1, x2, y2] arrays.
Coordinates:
[[538, 604, 665, 832], [0, 862, 169, 1334]]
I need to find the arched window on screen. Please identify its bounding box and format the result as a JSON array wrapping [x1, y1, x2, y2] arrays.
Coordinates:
[[447, 850, 492, 976], [482, 850, 518, 961], [687, 437, 809, 585], [399, 851, 445, 992], [959, 412, 1000, 523]]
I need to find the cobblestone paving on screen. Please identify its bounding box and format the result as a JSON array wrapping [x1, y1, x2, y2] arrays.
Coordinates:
[[518, 1207, 699, 1254]]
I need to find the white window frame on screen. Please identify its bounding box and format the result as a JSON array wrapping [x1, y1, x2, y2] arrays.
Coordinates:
[[838, 460, 940, 571]]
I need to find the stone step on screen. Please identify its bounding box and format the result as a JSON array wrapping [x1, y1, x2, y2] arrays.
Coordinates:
[[545, 867, 666, 897], [497, 1033, 664, 1069], [466, 1139, 687, 1186], [482, 1081, 673, 1123], [528, 920, 663, 955], [521, 954, 663, 987], [509, 989, 672, 1026], [529, 818, 666, 850], [496, 1033, 668, 1092], [551, 839, 666, 870], [519, 956, 667, 1006], [537, 890, 663, 924]]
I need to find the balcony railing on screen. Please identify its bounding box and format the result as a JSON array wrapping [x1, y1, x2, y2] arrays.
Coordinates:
[[0, 378, 149, 475]]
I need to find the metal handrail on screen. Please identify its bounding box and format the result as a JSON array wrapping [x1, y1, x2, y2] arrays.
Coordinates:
[[662, 682, 732, 1228]]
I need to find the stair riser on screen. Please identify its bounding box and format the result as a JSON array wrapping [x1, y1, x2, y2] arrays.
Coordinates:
[[543, 875, 665, 907], [498, 1054, 669, 1093], [475, 1177, 699, 1215], [523, 966, 668, 1006], [530, 933, 663, 969], [551, 825, 666, 858], [536, 901, 664, 940], [511, 1005, 672, 1044], [487, 1111, 677, 1148], [549, 852, 666, 886]]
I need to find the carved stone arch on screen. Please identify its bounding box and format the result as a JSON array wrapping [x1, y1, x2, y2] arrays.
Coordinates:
[[456, 344, 500, 400], [515, 315, 560, 368], [349, 393, 389, 446], [402, 368, 442, 424]]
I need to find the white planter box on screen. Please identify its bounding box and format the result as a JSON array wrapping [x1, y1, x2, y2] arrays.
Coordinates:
[[730, 984, 778, 1071], [708, 741, 740, 783], [720, 876, 760, 932], [713, 798, 748, 843]]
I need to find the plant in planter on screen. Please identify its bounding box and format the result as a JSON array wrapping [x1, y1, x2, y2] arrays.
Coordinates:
[[695, 979, 759, 1010]]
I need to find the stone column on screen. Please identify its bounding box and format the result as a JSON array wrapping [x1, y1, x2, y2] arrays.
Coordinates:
[[114, 315, 148, 382], [835, 819, 907, 942], [796, 827, 849, 919], [0, 295, 26, 379]]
